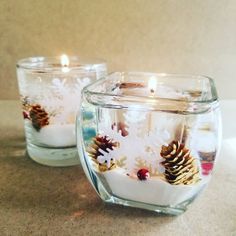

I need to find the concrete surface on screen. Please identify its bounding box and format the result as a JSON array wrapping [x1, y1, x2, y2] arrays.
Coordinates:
[[0, 100, 235, 236]]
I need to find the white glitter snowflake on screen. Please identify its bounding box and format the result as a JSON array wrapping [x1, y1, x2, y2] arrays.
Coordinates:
[[98, 110, 174, 174]]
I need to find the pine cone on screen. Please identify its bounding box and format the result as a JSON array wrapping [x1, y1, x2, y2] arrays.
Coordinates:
[[29, 104, 49, 131], [160, 141, 200, 185], [88, 135, 118, 171]]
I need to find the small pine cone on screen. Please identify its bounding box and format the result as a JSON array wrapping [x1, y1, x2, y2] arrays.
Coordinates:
[[88, 135, 117, 160], [160, 141, 200, 185], [88, 135, 118, 171], [29, 104, 49, 131]]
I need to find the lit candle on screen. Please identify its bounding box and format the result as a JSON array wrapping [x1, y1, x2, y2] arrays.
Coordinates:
[[61, 54, 70, 73], [30, 55, 76, 148], [17, 55, 107, 166], [79, 72, 213, 210], [148, 76, 157, 96]]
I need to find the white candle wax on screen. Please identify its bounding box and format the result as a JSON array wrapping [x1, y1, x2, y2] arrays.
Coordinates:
[[101, 168, 208, 206], [26, 121, 76, 147]]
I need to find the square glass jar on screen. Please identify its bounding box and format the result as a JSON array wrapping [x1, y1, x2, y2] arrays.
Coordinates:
[[77, 72, 221, 214]]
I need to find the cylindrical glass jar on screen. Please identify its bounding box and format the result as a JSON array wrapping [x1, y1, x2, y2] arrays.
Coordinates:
[[17, 56, 107, 167], [77, 72, 221, 215]]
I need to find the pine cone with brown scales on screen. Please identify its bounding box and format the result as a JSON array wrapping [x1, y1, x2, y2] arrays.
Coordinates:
[[88, 135, 118, 172], [160, 141, 200, 185], [29, 104, 49, 131]]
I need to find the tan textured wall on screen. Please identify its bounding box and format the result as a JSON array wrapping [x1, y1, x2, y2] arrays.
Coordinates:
[[0, 0, 236, 99]]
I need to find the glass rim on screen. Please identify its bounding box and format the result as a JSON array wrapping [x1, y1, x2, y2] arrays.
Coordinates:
[[16, 56, 107, 72], [83, 72, 219, 108]]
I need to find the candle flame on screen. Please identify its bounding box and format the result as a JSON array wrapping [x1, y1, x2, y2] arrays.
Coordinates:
[[61, 54, 69, 66], [60, 54, 70, 72], [148, 76, 157, 95]]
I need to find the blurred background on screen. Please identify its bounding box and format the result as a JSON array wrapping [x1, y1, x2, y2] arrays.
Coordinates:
[[0, 0, 236, 99]]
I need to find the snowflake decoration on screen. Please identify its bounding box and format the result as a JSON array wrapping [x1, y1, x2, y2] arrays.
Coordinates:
[[97, 110, 173, 174], [20, 75, 91, 125]]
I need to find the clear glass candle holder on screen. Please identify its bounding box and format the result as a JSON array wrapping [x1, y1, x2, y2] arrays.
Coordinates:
[[17, 56, 107, 167], [77, 72, 221, 215]]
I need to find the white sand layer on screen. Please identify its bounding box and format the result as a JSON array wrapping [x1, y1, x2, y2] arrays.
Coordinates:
[[103, 168, 208, 206], [25, 121, 76, 147]]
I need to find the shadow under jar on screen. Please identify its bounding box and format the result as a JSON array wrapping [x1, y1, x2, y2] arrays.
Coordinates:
[[77, 72, 221, 215], [17, 56, 107, 167]]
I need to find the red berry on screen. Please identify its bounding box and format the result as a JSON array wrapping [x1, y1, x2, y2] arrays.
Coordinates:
[[201, 162, 214, 175], [137, 168, 150, 180], [23, 111, 30, 120]]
